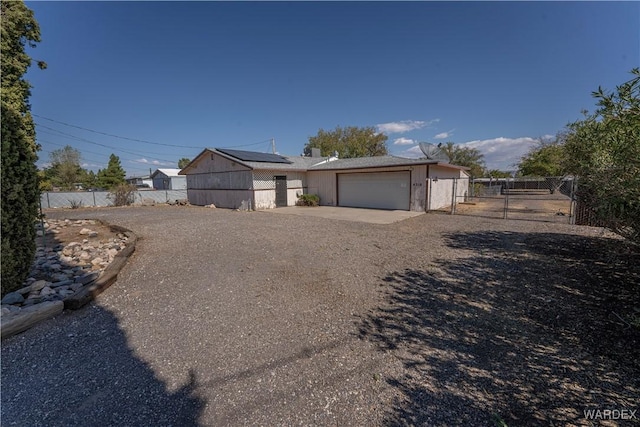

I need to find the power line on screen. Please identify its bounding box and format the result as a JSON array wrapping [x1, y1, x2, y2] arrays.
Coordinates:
[[34, 114, 204, 149], [34, 114, 277, 150], [35, 124, 180, 164]]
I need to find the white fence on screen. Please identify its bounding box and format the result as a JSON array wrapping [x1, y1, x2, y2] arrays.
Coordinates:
[[40, 190, 188, 209]]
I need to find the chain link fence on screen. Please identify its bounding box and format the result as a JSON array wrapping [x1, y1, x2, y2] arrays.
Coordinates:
[[427, 177, 580, 224], [41, 190, 188, 209]]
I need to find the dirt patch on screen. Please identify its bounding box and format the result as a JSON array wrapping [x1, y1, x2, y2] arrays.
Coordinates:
[[2, 207, 638, 426]]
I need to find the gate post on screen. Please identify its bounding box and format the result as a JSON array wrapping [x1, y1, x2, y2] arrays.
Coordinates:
[[503, 179, 509, 219], [451, 179, 457, 215]]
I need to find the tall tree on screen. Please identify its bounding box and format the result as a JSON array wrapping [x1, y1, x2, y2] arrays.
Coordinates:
[[97, 154, 126, 189], [304, 126, 388, 158], [45, 145, 83, 190], [1, 1, 45, 295], [564, 68, 640, 244], [178, 157, 191, 169], [440, 142, 486, 177], [518, 136, 567, 177]]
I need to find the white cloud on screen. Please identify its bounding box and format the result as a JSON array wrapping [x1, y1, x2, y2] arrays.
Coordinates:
[[131, 158, 173, 166], [377, 119, 439, 134], [397, 145, 424, 159], [434, 129, 455, 140], [395, 136, 539, 170], [460, 137, 538, 170], [393, 137, 416, 145]]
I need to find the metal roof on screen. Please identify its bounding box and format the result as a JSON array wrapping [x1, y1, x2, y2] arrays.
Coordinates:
[[216, 148, 292, 164], [151, 168, 183, 178]]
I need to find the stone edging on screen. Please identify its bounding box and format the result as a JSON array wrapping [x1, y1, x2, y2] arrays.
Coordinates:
[[1, 224, 137, 339]]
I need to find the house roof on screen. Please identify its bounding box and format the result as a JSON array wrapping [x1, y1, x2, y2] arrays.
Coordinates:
[[308, 155, 470, 171], [151, 168, 183, 178], [216, 148, 292, 164], [179, 148, 469, 174]]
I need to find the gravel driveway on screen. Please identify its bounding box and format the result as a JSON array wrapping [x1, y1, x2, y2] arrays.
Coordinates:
[[2, 206, 638, 426]]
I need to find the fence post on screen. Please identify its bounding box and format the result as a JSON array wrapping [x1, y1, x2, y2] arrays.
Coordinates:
[[92, 191, 96, 207], [46, 192, 50, 208], [427, 179, 432, 211], [569, 179, 577, 225], [503, 179, 509, 219], [450, 179, 457, 215]]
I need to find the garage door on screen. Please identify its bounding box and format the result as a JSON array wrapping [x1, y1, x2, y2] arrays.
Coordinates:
[[338, 171, 410, 210]]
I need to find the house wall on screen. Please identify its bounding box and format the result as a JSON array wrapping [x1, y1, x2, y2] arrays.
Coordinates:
[[184, 152, 254, 208], [187, 189, 253, 209], [252, 170, 307, 209], [307, 165, 428, 211], [427, 166, 470, 210]]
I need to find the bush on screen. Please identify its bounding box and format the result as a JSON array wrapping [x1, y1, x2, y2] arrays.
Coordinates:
[[108, 184, 136, 206], [1, 1, 43, 297], [296, 194, 320, 207], [564, 68, 640, 245], [68, 199, 83, 209]]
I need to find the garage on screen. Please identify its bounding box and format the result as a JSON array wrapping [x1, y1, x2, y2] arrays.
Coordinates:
[[338, 171, 410, 210]]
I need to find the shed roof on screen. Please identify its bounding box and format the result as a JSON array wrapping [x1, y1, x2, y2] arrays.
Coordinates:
[[151, 168, 183, 178]]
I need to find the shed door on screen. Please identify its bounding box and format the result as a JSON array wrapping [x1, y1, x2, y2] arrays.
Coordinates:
[[338, 171, 410, 210], [275, 176, 288, 207]]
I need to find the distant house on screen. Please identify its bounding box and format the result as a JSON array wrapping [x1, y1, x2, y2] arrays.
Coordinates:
[[126, 175, 153, 189], [179, 148, 469, 211], [151, 168, 187, 190]]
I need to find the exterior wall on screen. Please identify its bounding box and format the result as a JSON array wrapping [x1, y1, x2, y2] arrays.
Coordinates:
[[307, 165, 428, 212], [426, 166, 470, 210], [187, 189, 253, 209], [185, 153, 254, 208], [152, 175, 186, 190], [252, 170, 307, 209]]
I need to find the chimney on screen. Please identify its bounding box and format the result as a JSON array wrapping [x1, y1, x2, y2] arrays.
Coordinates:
[[311, 147, 321, 158]]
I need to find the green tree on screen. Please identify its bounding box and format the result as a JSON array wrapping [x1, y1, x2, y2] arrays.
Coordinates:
[[564, 68, 640, 244], [518, 136, 567, 177], [97, 154, 126, 190], [45, 145, 83, 190], [178, 157, 191, 169], [80, 169, 98, 189], [304, 126, 388, 158], [1, 1, 44, 295], [485, 169, 513, 178], [440, 142, 486, 177]]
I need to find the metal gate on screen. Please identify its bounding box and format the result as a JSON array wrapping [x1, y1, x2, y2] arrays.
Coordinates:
[[432, 177, 577, 224]]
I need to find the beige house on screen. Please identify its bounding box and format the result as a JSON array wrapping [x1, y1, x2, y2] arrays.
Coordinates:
[[179, 148, 469, 211]]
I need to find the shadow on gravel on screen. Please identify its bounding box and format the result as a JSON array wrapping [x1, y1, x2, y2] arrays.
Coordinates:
[[358, 231, 639, 426], [1, 305, 205, 426]]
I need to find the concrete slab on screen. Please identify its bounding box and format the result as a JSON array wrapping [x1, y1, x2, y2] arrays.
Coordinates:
[[263, 206, 425, 224]]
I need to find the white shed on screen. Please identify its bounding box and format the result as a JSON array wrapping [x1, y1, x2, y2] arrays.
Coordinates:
[[151, 168, 187, 190]]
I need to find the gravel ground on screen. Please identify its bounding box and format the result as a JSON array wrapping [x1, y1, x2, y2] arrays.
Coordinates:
[[2, 206, 638, 426]]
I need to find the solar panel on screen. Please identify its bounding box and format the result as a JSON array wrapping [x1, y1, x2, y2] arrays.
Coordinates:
[[216, 148, 293, 164]]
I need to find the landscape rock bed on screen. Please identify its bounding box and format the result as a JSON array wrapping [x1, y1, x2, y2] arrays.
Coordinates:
[[1, 219, 131, 337]]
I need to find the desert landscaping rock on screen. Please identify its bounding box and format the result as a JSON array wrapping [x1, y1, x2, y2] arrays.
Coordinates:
[[1, 292, 24, 305], [0, 218, 133, 338]]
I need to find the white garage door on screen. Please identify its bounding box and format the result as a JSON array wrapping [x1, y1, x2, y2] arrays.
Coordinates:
[[338, 171, 410, 210]]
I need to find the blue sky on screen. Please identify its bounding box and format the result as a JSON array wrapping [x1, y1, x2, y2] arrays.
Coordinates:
[[26, 1, 639, 176]]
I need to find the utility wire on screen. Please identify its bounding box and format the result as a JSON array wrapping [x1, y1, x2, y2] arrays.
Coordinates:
[[34, 114, 203, 149], [34, 114, 276, 150], [35, 124, 179, 164]]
